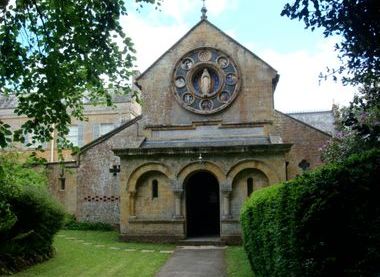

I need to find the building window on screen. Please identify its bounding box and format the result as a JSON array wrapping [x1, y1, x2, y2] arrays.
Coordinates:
[[59, 176, 66, 191], [93, 123, 115, 140], [298, 159, 310, 172], [59, 169, 66, 191], [247, 177, 253, 196], [24, 133, 41, 149], [67, 125, 79, 146], [152, 179, 158, 199], [100, 123, 114, 136]]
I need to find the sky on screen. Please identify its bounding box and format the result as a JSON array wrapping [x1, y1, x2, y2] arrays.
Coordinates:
[[122, 0, 357, 112]]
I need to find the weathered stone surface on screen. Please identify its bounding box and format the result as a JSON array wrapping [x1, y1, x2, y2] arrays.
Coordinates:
[[137, 20, 277, 127]]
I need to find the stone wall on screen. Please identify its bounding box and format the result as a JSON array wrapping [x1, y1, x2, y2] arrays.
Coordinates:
[[273, 111, 331, 179], [46, 161, 78, 215], [76, 117, 144, 224], [137, 21, 277, 128], [135, 172, 174, 220], [230, 168, 269, 219]]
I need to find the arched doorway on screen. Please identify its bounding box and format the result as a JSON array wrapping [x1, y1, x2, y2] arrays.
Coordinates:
[[185, 171, 220, 237]]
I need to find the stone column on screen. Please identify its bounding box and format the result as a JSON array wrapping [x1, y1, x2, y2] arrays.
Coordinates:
[[222, 190, 232, 219], [173, 189, 184, 219], [221, 179, 232, 220], [128, 191, 136, 219]]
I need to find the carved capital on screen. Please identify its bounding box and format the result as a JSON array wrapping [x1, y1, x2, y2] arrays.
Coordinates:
[[170, 179, 181, 190], [173, 189, 184, 198], [222, 190, 232, 198], [222, 214, 233, 220], [220, 178, 232, 193]]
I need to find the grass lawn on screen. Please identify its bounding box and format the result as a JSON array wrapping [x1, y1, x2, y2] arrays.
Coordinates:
[[12, 230, 253, 277], [225, 246, 254, 277], [13, 230, 175, 277]]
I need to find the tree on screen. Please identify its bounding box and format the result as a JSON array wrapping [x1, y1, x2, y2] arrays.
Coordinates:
[[0, 0, 161, 151], [282, 0, 380, 161]]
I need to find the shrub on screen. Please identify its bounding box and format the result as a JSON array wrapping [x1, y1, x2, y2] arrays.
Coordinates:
[[63, 214, 114, 231], [0, 153, 64, 275], [241, 149, 380, 277]]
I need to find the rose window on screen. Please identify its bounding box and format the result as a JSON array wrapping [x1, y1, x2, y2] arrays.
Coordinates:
[[172, 47, 240, 114]]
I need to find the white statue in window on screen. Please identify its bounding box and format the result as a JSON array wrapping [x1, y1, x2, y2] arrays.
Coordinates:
[[200, 68, 211, 95]]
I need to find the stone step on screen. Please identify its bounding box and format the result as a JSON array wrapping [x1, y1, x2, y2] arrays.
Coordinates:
[[177, 237, 226, 246]]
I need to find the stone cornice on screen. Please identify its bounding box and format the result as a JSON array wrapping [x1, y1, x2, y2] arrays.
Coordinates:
[[113, 143, 292, 157]]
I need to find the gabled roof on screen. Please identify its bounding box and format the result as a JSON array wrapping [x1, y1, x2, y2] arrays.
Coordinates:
[[287, 110, 335, 135], [0, 95, 18, 109], [276, 110, 333, 137], [136, 19, 277, 82]]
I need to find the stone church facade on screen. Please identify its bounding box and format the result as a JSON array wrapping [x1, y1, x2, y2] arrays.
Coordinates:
[[48, 19, 331, 243]]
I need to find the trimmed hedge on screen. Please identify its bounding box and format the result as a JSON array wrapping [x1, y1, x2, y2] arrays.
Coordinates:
[[63, 214, 114, 231], [241, 149, 380, 276], [0, 154, 64, 275]]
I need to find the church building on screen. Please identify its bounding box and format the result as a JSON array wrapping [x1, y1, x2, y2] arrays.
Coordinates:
[[47, 14, 331, 244]]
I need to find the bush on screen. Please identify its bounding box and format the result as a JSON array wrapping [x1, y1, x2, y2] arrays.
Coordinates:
[[241, 149, 380, 276], [63, 214, 114, 231], [0, 153, 64, 275]]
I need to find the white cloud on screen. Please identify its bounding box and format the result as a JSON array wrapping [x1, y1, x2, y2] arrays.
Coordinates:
[[255, 38, 357, 112], [121, 13, 189, 72], [160, 0, 198, 23]]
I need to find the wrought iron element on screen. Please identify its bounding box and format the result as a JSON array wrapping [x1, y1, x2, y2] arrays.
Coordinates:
[[109, 164, 121, 176], [298, 159, 310, 171], [201, 0, 207, 20]]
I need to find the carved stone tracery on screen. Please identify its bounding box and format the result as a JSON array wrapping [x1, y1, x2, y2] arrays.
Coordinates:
[[172, 47, 240, 114]]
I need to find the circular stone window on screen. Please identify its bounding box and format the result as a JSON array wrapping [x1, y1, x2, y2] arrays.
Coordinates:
[[172, 47, 240, 114]]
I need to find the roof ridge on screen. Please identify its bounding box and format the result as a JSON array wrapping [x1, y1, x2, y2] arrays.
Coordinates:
[[136, 19, 277, 82]]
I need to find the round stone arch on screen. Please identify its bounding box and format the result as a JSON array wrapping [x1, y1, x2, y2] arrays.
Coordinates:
[[177, 161, 226, 189], [227, 159, 281, 185], [127, 162, 174, 193]]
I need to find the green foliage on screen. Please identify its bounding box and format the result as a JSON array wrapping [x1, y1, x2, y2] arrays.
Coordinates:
[[0, 0, 161, 151], [321, 85, 380, 163], [342, 85, 380, 146], [0, 152, 47, 234], [63, 214, 114, 231], [0, 152, 48, 189], [241, 149, 380, 276], [0, 153, 64, 275], [0, 173, 19, 233]]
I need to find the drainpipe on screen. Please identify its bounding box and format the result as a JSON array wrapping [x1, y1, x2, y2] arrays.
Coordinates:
[[285, 161, 289, 181], [50, 127, 55, 162]]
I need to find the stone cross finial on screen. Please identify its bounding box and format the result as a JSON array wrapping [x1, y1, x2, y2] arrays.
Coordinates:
[[201, 0, 207, 20], [109, 164, 120, 176]]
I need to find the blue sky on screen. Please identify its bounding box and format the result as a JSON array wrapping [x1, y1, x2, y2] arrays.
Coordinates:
[[123, 0, 356, 112]]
